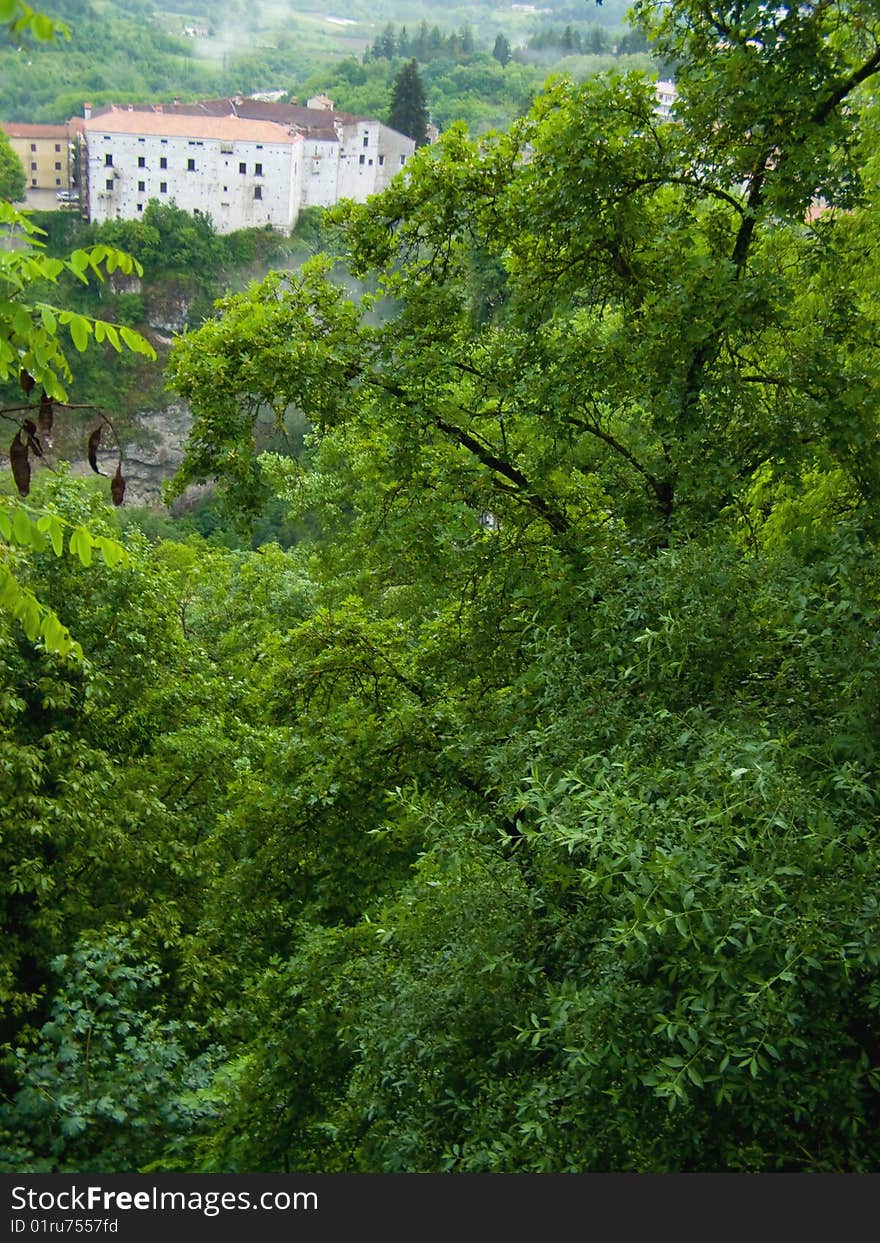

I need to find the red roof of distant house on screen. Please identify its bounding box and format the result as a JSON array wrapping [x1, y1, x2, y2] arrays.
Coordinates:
[[87, 97, 380, 143], [0, 122, 70, 138], [84, 107, 302, 145]]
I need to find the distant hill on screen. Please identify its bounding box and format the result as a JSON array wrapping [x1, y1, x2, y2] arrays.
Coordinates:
[[0, 0, 643, 125]]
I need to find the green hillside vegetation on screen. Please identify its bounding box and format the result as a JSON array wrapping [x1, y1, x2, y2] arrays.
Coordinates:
[[3, 0, 880, 1175], [0, 201, 306, 459], [0, 0, 652, 136]]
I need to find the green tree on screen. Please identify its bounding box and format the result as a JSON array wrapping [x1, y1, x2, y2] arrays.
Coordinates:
[[492, 33, 512, 67], [0, 5, 155, 656], [164, 0, 880, 1173], [0, 935, 221, 1172], [387, 58, 429, 147], [0, 129, 25, 201]]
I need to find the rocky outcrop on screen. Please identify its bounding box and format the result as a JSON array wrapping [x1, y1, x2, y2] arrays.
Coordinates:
[[145, 279, 195, 335], [74, 400, 206, 509]]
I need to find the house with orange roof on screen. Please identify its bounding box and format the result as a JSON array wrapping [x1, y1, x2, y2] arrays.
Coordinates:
[[81, 97, 416, 233]]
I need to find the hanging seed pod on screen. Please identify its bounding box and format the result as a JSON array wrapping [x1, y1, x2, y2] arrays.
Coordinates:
[[19, 369, 35, 396], [37, 392, 54, 448], [87, 425, 104, 475], [9, 431, 30, 497], [110, 461, 126, 507], [22, 419, 42, 458]]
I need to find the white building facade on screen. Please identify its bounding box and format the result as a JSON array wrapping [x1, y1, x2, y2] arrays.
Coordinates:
[[654, 80, 678, 120], [82, 99, 416, 233], [84, 110, 302, 232]]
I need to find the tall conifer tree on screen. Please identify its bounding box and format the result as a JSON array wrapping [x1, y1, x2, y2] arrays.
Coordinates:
[[388, 58, 429, 146]]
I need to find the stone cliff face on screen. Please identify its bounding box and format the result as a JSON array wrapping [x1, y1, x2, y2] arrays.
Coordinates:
[[73, 400, 206, 509], [89, 277, 201, 506], [116, 401, 194, 507], [145, 279, 196, 336]]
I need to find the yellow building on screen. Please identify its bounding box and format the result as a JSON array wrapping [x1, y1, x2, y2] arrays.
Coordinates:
[[0, 121, 77, 204]]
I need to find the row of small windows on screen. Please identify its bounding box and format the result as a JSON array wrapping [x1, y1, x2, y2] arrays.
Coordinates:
[[31, 162, 63, 170], [30, 143, 63, 152], [108, 179, 168, 193], [104, 153, 265, 175], [32, 178, 64, 187]]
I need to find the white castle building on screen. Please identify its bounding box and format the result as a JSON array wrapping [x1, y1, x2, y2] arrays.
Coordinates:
[[82, 96, 416, 233]]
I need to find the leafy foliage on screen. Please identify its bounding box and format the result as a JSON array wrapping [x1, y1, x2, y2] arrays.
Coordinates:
[[155, 0, 880, 1174], [0, 127, 25, 202], [5, 0, 880, 1175], [0, 935, 221, 1173]]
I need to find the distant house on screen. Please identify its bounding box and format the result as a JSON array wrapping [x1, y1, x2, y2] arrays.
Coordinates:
[[655, 80, 677, 120], [81, 97, 416, 232], [83, 108, 303, 232], [0, 120, 78, 197]]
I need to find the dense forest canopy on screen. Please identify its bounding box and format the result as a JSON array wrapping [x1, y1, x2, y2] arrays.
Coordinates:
[[2, 0, 880, 1173]]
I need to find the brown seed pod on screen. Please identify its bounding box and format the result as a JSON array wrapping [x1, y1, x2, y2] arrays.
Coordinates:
[[10, 431, 30, 497], [110, 461, 126, 507], [22, 418, 42, 458], [87, 425, 104, 475], [37, 392, 54, 448], [19, 369, 35, 395]]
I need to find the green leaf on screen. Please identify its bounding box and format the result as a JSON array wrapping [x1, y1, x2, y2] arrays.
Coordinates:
[[95, 536, 127, 569], [12, 507, 35, 547], [119, 325, 156, 359], [37, 512, 65, 557], [69, 525, 93, 567], [68, 315, 91, 352]]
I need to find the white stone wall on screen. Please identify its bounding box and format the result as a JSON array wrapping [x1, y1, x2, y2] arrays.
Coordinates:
[[87, 128, 301, 233], [301, 138, 341, 209], [85, 115, 415, 230], [375, 125, 415, 193], [336, 120, 383, 202]]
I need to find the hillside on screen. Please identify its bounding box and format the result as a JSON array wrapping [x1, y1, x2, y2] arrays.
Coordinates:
[[0, 0, 648, 129]]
